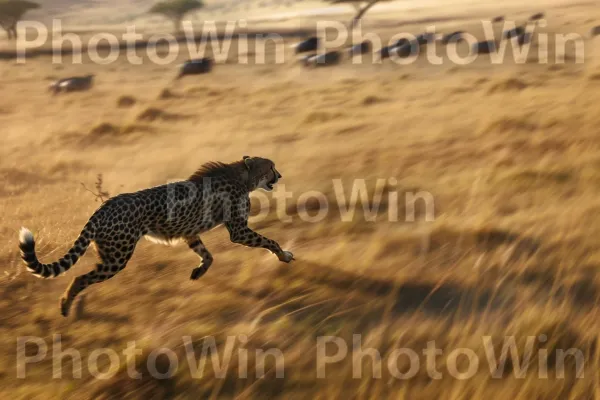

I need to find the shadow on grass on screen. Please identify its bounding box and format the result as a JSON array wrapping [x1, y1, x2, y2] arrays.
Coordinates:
[[213, 258, 509, 336]]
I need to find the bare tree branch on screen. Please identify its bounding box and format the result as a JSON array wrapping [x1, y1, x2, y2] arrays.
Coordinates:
[[80, 174, 110, 203]]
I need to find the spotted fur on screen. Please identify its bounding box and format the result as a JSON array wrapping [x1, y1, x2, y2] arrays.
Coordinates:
[[19, 156, 294, 317]]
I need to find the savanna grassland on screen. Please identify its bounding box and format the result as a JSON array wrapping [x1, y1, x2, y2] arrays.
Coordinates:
[[3, 0, 600, 398]]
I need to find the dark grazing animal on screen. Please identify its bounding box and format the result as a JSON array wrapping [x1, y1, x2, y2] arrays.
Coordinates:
[[441, 31, 464, 45], [393, 38, 410, 47], [295, 37, 319, 54], [49, 75, 94, 94], [303, 51, 341, 67], [177, 58, 213, 79], [347, 41, 372, 56], [473, 40, 497, 54], [395, 42, 418, 58], [591, 26, 600, 37], [415, 32, 436, 45], [503, 26, 525, 39], [518, 32, 533, 46], [379, 42, 418, 60], [379, 45, 399, 60]]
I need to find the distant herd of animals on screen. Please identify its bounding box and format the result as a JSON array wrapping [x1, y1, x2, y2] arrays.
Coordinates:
[[48, 11, 599, 93], [296, 12, 542, 68]]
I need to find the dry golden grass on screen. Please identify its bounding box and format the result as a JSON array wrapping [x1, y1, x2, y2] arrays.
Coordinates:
[[3, 1, 600, 398]]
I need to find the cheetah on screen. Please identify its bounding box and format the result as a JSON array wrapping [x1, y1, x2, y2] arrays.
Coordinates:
[[19, 156, 294, 317]]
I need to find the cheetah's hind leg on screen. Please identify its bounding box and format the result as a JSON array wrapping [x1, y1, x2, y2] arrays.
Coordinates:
[[60, 240, 136, 317]]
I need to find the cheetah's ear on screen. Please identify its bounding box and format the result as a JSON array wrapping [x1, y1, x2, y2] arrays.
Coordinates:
[[243, 156, 252, 170]]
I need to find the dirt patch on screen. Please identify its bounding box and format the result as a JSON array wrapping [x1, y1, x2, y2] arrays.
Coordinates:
[[303, 111, 344, 125], [89, 122, 121, 136], [362, 95, 387, 106], [136, 107, 189, 122], [158, 88, 178, 99], [488, 78, 529, 94], [484, 115, 538, 133], [116, 95, 136, 108]]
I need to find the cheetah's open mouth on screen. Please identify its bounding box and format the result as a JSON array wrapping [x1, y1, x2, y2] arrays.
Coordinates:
[[266, 176, 278, 191]]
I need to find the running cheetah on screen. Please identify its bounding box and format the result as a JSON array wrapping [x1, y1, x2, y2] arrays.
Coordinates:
[[19, 156, 294, 317]]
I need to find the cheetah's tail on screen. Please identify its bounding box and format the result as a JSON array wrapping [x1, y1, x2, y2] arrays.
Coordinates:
[[19, 223, 95, 279]]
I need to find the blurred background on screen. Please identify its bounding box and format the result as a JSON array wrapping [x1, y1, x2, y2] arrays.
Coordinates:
[[1, 0, 599, 398]]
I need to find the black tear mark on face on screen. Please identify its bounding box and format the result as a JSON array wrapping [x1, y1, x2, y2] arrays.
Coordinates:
[[265, 167, 281, 191]]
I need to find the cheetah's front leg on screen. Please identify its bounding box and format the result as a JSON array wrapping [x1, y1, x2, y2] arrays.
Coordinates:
[[226, 225, 294, 263], [185, 237, 214, 280]]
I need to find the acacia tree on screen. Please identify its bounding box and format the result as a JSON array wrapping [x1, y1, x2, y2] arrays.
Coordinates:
[[0, 0, 40, 40], [330, 0, 393, 27], [149, 0, 204, 33]]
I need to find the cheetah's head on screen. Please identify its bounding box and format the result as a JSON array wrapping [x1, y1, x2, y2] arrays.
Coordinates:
[[243, 156, 282, 192]]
